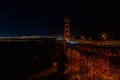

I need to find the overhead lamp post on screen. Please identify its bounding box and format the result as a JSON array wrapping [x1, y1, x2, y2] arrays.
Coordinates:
[[80, 36, 85, 41], [100, 33, 107, 41]]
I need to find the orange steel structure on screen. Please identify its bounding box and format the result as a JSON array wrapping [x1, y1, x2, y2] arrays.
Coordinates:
[[64, 17, 71, 40], [65, 45, 120, 80]]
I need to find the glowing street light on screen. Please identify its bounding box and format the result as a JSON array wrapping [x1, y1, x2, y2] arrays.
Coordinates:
[[100, 32, 107, 41], [80, 36, 85, 41], [88, 37, 92, 40]]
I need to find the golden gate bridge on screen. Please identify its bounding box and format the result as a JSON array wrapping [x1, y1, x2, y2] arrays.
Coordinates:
[[26, 18, 120, 80]]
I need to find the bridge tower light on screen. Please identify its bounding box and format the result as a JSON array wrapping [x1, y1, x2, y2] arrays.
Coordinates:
[[64, 17, 71, 40]]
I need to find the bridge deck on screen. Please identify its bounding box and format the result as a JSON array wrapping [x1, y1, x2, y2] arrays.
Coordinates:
[[76, 40, 120, 47]]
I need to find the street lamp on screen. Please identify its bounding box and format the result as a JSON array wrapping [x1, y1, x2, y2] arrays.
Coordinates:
[[100, 32, 107, 41], [80, 36, 85, 41], [88, 37, 92, 40]]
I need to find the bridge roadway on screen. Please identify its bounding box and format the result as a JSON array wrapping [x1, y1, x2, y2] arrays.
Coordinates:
[[75, 40, 120, 47]]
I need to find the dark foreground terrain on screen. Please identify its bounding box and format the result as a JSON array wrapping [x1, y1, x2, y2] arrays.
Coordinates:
[[0, 38, 61, 80]]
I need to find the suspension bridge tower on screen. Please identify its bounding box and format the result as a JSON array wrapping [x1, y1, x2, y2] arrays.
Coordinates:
[[64, 17, 71, 40]]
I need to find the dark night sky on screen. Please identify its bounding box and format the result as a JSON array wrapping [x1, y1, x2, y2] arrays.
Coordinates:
[[0, 1, 120, 37]]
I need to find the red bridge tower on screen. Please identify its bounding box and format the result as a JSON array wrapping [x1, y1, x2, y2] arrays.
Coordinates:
[[64, 17, 71, 40]]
